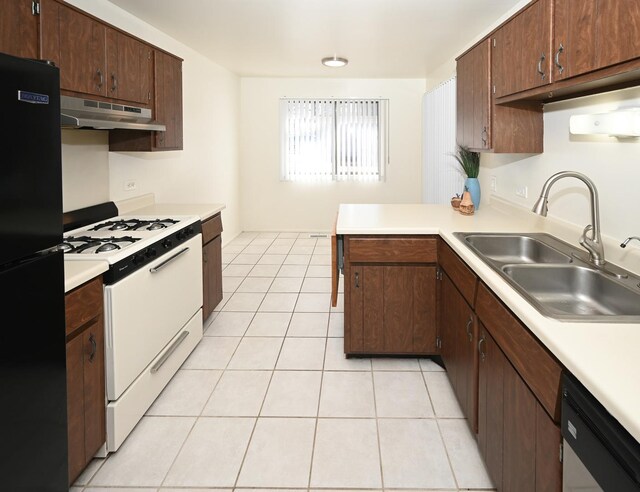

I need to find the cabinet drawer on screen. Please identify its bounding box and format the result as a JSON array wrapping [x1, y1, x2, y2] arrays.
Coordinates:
[[438, 240, 478, 307], [65, 276, 103, 336], [476, 282, 562, 422], [202, 213, 223, 244], [348, 237, 437, 263]]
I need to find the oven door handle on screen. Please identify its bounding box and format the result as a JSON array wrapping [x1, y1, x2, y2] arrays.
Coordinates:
[[149, 247, 189, 273], [150, 330, 189, 374]]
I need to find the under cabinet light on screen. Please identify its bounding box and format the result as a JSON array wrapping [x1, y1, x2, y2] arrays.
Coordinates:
[[569, 109, 640, 137]]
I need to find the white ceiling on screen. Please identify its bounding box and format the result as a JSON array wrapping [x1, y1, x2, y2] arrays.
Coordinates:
[[108, 0, 522, 78]]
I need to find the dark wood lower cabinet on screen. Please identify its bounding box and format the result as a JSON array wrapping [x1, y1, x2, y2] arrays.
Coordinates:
[[65, 277, 105, 485], [202, 214, 223, 320], [478, 324, 562, 492]]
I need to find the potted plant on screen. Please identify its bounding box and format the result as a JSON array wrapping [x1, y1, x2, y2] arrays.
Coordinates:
[[453, 145, 481, 210]]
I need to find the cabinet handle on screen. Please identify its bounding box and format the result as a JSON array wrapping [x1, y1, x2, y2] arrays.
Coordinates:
[[478, 335, 486, 361], [88, 334, 97, 363], [355, 271, 359, 288], [111, 72, 118, 93], [554, 44, 565, 74], [96, 68, 104, 89], [481, 126, 488, 147], [537, 53, 546, 80], [465, 316, 473, 342]]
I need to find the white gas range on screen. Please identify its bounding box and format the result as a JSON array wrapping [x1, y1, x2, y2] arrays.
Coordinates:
[[63, 211, 204, 452]]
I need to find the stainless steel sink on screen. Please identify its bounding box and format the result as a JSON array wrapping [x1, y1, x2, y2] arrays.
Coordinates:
[[454, 232, 640, 322], [502, 264, 640, 320], [463, 234, 572, 266]]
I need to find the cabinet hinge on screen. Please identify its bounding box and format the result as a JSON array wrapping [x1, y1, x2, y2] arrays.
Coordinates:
[[436, 267, 443, 281], [492, 85, 496, 95], [492, 38, 496, 48], [32, 1, 40, 15], [559, 442, 563, 463], [436, 336, 442, 349], [148, 90, 151, 101]]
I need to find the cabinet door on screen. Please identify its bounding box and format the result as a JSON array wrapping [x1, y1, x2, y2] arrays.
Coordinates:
[[456, 41, 489, 150], [203, 236, 222, 320], [107, 29, 152, 105], [553, 0, 598, 80], [0, 0, 39, 58], [493, 0, 551, 97], [66, 334, 86, 484], [595, 0, 640, 69], [478, 325, 506, 491], [154, 50, 183, 150], [439, 273, 459, 386], [58, 4, 107, 97], [82, 318, 105, 462]]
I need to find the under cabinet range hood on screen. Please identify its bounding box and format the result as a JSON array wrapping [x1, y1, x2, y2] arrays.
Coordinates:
[[60, 95, 166, 131]]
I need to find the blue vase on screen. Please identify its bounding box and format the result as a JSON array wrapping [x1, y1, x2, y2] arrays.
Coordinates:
[[465, 177, 481, 210]]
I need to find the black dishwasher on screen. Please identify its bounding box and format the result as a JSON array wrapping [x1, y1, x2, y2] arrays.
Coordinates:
[[562, 372, 640, 491]]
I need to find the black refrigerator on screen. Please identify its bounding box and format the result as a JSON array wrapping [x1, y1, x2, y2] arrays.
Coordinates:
[[0, 52, 68, 490]]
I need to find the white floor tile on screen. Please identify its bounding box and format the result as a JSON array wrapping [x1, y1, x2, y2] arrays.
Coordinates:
[[248, 264, 280, 277], [213, 292, 230, 312], [266, 245, 293, 255], [420, 358, 446, 372], [294, 238, 317, 247], [205, 312, 254, 336], [289, 245, 315, 255], [163, 417, 255, 487], [301, 277, 332, 293], [310, 419, 382, 488], [277, 233, 298, 239], [227, 337, 284, 370], [202, 370, 271, 417], [373, 372, 434, 418], [257, 254, 286, 265], [257, 232, 279, 239], [295, 293, 331, 312], [327, 313, 344, 337], [236, 277, 274, 293], [324, 338, 371, 371], [147, 370, 222, 416], [73, 458, 104, 486], [245, 312, 292, 337], [439, 418, 494, 489], [276, 337, 326, 370], [319, 371, 375, 417], [222, 252, 238, 263], [222, 292, 265, 312], [232, 253, 262, 265], [261, 371, 322, 417], [277, 265, 308, 277], [250, 237, 275, 246], [258, 292, 298, 312], [269, 277, 304, 293], [371, 358, 421, 371], [305, 265, 331, 277], [83, 487, 156, 492], [378, 419, 456, 489], [310, 254, 331, 265], [330, 293, 344, 313], [91, 416, 194, 487], [222, 264, 253, 277], [242, 244, 269, 255], [423, 371, 465, 418], [287, 312, 329, 337], [221, 244, 245, 254], [237, 418, 315, 487], [181, 337, 240, 370], [221, 276, 243, 293]]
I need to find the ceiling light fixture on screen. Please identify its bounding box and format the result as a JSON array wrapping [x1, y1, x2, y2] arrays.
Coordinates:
[[321, 56, 348, 68]]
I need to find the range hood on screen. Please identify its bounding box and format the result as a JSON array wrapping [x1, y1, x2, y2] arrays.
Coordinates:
[[60, 95, 166, 131]]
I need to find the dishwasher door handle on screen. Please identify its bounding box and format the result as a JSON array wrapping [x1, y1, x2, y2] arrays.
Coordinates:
[[150, 247, 189, 273]]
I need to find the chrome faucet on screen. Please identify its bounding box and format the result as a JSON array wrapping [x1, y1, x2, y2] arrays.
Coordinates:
[[532, 171, 605, 266], [621, 236, 640, 248]]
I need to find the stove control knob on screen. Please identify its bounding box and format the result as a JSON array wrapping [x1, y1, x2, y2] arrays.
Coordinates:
[[145, 247, 157, 258], [177, 230, 186, 240], [186, 226, 194, 235], [132, 254, 144, 265], [162, 238, 172, 249]]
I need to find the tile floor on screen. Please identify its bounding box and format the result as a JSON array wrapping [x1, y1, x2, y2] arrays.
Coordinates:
[[72, 231, 495, 492]]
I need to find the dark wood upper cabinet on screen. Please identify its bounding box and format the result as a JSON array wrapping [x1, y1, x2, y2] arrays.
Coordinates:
[[106, 28, 152, 105], [0, 0, 39, 59], [596, 0, 640, 69]]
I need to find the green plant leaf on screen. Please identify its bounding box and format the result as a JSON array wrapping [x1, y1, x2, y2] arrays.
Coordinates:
[[451, 145, 480, 178]]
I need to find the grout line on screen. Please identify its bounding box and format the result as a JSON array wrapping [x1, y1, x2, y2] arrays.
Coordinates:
[[371, 362, 386, 489]]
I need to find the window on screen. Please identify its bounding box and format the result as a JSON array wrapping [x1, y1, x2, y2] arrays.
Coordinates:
[[280, 98, 388, 181]]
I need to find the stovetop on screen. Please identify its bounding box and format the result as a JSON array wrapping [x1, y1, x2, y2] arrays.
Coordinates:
[[62, 215, 200, 264]]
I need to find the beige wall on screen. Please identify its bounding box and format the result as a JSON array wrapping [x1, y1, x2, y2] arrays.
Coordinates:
[[240, 78, 425, 232], [481, 86, 640, 243], [61, 0, 242, 242]]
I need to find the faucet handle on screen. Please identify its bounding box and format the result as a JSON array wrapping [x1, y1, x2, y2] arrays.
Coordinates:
[[580, 224, 594, 242]]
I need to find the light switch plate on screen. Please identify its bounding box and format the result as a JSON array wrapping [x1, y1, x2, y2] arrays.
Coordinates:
[[490, 176, 497, 192]]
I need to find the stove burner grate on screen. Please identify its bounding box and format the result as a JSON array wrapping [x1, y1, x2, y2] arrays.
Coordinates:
[[62, 235, 141, 254], [90, 218, 180, 231]]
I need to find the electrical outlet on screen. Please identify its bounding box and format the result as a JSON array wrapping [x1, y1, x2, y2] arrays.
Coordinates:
[[124, 180, 137, 191], [490, 175, 497, 192], [515, 185, 528, 198]]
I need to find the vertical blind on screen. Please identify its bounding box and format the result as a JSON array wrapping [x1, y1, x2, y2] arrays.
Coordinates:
[[280, 98, 388, 181]]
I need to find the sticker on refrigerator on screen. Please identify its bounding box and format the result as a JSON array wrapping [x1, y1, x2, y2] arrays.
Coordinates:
[[17, 91, 49, 104]]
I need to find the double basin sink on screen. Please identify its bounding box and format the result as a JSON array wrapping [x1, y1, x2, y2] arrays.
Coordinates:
[[455, 232, 640, 322]]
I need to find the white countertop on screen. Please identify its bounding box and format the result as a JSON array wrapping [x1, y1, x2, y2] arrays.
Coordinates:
[[64, 260, 108, 293], [115, 193, 225, 221], [337, 200, 640, 444]]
